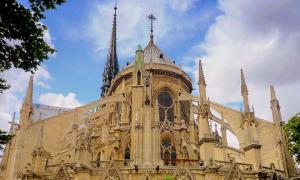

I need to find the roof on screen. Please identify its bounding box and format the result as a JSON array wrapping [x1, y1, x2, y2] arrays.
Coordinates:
[[129, 39, 177, 67]]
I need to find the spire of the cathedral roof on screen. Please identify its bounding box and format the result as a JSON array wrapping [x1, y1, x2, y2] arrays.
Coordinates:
[[24, 75, 33, 105], [101, 3, 119, 97]]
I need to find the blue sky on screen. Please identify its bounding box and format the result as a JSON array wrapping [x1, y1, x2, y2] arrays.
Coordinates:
[[1, 0, 300, 132], [39, 0, 220, 103]]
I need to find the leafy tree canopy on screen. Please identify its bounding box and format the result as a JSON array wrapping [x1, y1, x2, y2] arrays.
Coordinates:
[[284, 113, 300, 163], [0, 0, 66, 93], [0, 130, 13, 150]]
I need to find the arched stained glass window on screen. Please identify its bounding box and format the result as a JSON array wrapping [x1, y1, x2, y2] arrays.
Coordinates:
[[158, 91, 174, 124], [161, 138, 176, 166]]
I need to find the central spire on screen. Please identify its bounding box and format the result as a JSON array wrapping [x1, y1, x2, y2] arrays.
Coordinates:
[[147, 14, 157, 43], [101, 3, 119, 97]]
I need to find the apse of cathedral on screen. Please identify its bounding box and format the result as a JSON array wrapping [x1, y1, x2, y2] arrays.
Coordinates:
[[0, 4, 298, 180]]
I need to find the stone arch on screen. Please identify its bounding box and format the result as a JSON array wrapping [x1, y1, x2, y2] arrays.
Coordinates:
[[173, 166, 195, 180], [101, 160, 123, 180], [153, 86, 177, 103], [160, 131, 179, 147]]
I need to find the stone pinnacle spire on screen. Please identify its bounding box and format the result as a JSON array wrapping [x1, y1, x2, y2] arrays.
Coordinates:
[[241, 69, 248, 95], [101, 3, 119, 97], [198, 60, 206, 87], [24, 75, 33, 105], [270, 85, 277, 100], [240, 69, 250, 112], [198, 60, 207, 102]]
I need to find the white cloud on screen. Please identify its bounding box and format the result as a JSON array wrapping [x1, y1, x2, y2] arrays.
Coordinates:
[[190, 0, 300, 121], [0, 67, 81, 132], [39, 92, 81, 108], [85, 0, 212, 60], [0, 67, 51, 131]]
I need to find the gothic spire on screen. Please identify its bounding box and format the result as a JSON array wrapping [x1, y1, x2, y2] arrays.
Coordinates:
[[240, 69, 250, 112], [198, 60, 206, 87], [240, 69, 248, 95], [24, 75, 33, 105], [101, 3, 119, 97], [270, 85, 277, 101], [198, 60, 207, 103]]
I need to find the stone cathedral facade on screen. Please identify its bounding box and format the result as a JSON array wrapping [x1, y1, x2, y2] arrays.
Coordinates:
[[0, 5, 298, 180]]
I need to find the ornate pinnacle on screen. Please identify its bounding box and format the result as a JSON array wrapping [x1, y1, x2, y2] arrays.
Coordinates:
[[240, 69, 248, 95], [198, 60, 206, 86], [270, 85, 277, 100], [24, 75, 33, 105]]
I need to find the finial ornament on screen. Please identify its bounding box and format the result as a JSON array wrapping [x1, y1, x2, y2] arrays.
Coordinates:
[[114, 0, 117, 15], [147, 14, 157, 43]]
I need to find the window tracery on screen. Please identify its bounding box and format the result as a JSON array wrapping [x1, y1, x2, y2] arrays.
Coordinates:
[[158, 91, 174, 125], [160, 138, 176, 166]]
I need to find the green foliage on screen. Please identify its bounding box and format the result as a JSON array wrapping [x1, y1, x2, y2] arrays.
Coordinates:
[[164, 175, 174, 180], [0, 130, 13, 150], [284, 113, 300, 163], [0, 0, 66, 92]]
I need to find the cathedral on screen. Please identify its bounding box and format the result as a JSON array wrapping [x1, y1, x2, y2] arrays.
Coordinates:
[[0, 5, 298, 180]]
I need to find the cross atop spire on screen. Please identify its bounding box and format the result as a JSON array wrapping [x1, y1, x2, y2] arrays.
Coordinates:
[[147, 14, 157, 43]]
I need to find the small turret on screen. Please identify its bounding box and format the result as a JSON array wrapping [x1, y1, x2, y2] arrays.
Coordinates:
[[134, 45, 144, 86]]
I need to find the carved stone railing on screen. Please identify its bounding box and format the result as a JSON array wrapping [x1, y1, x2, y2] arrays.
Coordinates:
[[162, 159, 202, 168], [91, 159, 132, 169]]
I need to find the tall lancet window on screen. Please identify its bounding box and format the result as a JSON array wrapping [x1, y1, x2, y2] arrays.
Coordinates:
[[161, 138, 176, 166], [158, 91, 174, 124], [124, 143, 130, 166], [137, 71, 141, 85]]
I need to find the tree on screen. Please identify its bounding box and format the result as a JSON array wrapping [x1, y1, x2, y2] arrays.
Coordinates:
[[284, 113, 300, 163], [0, 130, 13, 150], [0, 0, 66, 93]]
